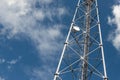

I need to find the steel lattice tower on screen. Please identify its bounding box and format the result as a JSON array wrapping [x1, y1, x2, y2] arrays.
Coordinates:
[[54, 0, 108, 80]]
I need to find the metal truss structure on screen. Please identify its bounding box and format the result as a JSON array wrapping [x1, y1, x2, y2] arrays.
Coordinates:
[[54, 0, 108, 80]]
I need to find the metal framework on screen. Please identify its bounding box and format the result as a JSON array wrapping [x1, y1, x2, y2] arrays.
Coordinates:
[[54, 0, 108, 80]]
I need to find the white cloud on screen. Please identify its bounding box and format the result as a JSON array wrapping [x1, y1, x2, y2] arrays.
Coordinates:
[[0, 0, 67, 79], [58, 7, 67, 16], [0, 0, 66, 55], [33, 10, 45, 21], [0, 56, 21, 70], [108, 4, 120, 51], [26, 65, 54, 80], [7, 56, 21, 65], [0, 77, 5, 80], [0, 58, 5, 64], [7, 59, 18, 65]]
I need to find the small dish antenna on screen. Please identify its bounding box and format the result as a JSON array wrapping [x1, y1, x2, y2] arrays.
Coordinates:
[[72, 26, 80, 32]]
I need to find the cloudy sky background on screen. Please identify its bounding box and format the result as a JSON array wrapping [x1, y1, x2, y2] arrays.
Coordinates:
[[0, 0, 120, 80]]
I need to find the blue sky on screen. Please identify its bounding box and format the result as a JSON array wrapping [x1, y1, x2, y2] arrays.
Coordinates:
[[0, 0, 120, 80]]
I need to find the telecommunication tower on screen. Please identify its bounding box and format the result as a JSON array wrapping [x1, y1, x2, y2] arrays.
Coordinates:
[[54, 0, 108, 80]]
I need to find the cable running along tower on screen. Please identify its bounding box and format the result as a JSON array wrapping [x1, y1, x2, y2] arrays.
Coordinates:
[[54, 0, 108, 80]]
